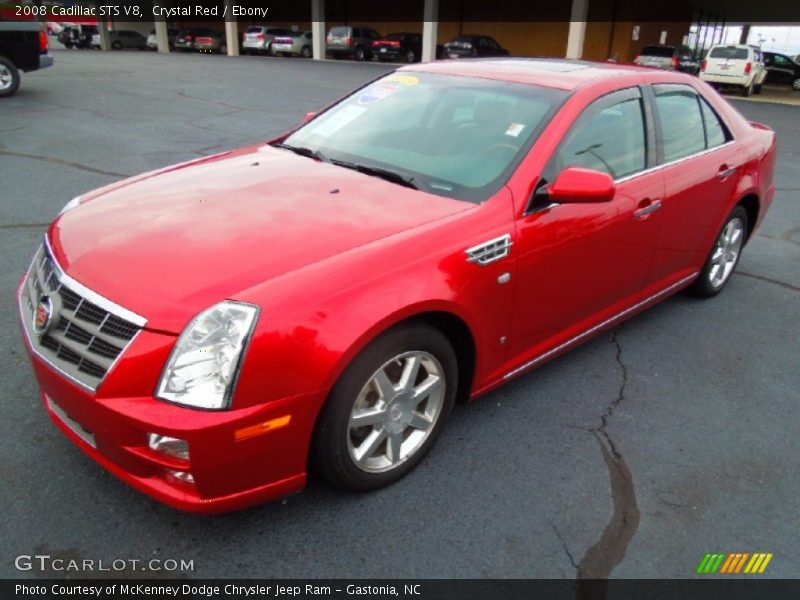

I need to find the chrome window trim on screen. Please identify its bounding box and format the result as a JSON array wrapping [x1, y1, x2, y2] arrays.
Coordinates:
[[614, 140, 736, 185], [503, 272, 699, 381], [43, 235, 147, 328]]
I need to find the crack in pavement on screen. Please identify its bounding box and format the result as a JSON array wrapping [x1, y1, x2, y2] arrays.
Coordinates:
[[0, 223, 50, 230], [0, 151, 129, 178], [550, 521, 578, 571], [573, 329, 641, 599], [735, 270, 800, 292]]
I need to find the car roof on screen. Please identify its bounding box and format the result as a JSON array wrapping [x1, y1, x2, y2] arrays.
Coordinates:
[[404, 58, 660, 90]]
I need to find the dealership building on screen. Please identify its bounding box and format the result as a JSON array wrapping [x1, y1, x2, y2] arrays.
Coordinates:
[[92, 0, 763, 63]]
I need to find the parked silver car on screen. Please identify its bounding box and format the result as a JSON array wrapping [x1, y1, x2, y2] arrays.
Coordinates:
[[242, 25, 291, 55], [91, 30, 147, 50], [271, 31, 313, 58]]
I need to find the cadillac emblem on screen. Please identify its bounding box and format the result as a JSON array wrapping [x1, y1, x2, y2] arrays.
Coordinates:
[[34, 295, 54, 335]]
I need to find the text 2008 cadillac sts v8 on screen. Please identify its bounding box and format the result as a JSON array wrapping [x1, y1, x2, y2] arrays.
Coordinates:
[[18, 59, 776, 513]]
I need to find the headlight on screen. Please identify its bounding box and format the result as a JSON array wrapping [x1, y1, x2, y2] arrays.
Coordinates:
[[156, 301, 259, 410], [57, 195, 84, 217]]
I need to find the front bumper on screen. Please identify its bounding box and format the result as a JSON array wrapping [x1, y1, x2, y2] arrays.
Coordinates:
[[18, 278, 318, 514]]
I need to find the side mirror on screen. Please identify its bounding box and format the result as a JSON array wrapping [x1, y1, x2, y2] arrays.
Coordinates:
[[303, 111, 317, 123], [548, 167, 615, 204]]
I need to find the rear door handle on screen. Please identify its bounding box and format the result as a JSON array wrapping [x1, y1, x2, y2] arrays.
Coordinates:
[[717, 165, 737, 180], [633, 199, 662, 220]]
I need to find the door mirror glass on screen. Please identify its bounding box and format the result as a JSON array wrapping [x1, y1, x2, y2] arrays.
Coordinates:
[[548, 167, 615, 204]]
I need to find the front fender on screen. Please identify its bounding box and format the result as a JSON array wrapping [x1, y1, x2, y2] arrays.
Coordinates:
[[231, 190, 517, 410]]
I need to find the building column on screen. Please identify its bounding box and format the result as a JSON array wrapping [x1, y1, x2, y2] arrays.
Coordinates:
[[224, 0, 239, 56], [565, 0, 589, 59], [311, 0, 326, 60], [155, 20, 170, 53], [98, 17, 111, 51], [739, 24, 751, 44], [421, 0, 439, 62]]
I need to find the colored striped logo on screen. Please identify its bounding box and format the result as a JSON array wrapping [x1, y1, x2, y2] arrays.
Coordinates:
[[697, 552, 773, 574]]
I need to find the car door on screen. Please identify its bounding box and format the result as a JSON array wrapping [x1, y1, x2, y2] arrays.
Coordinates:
[[767, 53, 795, 85], [509, 87, 663, 360], [644, 84, 743, 292]]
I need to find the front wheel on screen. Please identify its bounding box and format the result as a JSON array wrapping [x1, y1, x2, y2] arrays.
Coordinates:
[[301, 46, 311, 58], [0, 57, 21, 97], [793, 77, 800, 92], [687, 206, 748, 297], [312, 323, 458, 491]]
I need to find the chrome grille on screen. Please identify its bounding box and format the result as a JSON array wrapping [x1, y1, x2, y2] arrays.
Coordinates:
[[19, 242, 145, 391]]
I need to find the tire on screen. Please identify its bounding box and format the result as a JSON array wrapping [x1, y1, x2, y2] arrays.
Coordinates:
[[793, 77, 800, 92], [112, 40, 122, 50], [405, 49, 416, 63], [754, 83, 763, 94], [301, 46, 311, 58], [687, 205, 748, 298], [741, 80, 753, 97], [0, 56, 21, 98], [354, 46, 365, 61], [267, 43, 275, 56], [219, 43, 227, 54], [311, 323, 458, 491]]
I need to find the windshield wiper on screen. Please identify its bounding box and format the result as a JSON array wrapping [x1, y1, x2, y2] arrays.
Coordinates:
[[272, 142, 329, 163], [330, 159, 421, 191]]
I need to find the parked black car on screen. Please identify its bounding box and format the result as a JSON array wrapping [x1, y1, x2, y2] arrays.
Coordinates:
[[633, 44, 701, 75], [0, 19, 53, 97], [763, 51, 800, 91], [443, 35, 509, 59]]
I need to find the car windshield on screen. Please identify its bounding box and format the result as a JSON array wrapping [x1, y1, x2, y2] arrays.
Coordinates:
[[246, 26, 263, 34], [641, 45, 674, 57], [709, 46, 749, 59], [279, 72, 568, 202]]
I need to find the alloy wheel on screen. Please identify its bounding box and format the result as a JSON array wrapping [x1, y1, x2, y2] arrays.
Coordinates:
[[793, 78, 800, 91], [0, 64, 12, 91], [347, 351, 445, 473], [708, 217, 744, 288]]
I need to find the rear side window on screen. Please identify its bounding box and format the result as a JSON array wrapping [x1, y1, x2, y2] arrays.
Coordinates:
[[709, 46, 748, 59], [699, 99, 730, 148], [653, 88, 705, 162], [556, 95, 646, 179]]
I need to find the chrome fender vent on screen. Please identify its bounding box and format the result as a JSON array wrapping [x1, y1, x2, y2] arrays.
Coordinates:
[[465, 234, 513, 266]]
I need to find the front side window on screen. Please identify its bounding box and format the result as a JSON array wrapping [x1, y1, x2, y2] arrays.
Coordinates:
[[653, 88, 706, 162], [279, 73, 567, 202], [555, 95, 646, 180]]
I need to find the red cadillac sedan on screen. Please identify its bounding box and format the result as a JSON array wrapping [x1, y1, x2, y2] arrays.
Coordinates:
[[18, 59, 776, 513]]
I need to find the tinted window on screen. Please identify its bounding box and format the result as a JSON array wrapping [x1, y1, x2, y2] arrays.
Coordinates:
[[283, 73, 567, 202], [641, 45, 675, 57], [246, 26, 263, 34], [709, 46, 748, 59], [773, 54, 793, 67], [654, 89, 705, 162], [699, 99, 729, 148], [556, 97, 646, 179]]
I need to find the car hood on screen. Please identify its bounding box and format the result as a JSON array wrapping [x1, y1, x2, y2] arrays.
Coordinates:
[[50, 146, 470, 333]]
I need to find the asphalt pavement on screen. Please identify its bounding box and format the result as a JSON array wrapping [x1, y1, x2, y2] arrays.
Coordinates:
[[1, 46, 798, 580]]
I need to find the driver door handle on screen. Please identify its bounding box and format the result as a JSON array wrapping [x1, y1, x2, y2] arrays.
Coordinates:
[[633, 199, 662, 220]]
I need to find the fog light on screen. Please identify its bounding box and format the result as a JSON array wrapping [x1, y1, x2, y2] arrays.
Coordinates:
[[148, 433, 190, 460], [165, 469, 195, 485]]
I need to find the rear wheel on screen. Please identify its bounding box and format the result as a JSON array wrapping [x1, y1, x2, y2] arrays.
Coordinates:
[[301, 46, 311, 58], [687, 206, 747, 297], [312, 323, 457, 491], [112, 40, 122, 50], [0, 57, 21, 98], [741, 80, 753, 96], [354, 46, 366, 61], [793, 77, 800, 91], [405, 49, 416, 63]]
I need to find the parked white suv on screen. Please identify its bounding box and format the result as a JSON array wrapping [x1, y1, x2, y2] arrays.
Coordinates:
[[700, 44, 767, 96]]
